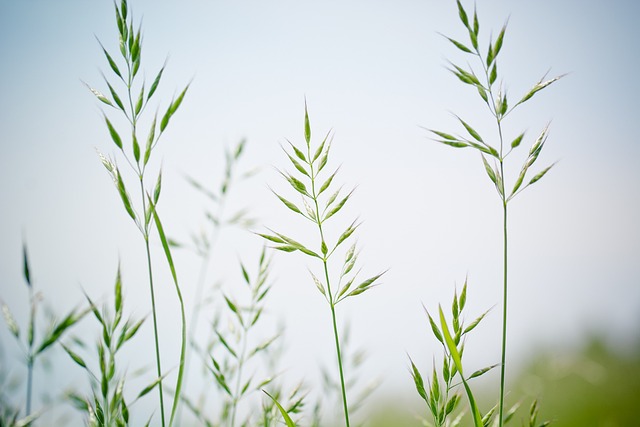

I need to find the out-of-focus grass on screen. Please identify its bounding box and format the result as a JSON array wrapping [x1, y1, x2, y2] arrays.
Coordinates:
[[363, 337, 640, 427], [513, 337, 640, 427]]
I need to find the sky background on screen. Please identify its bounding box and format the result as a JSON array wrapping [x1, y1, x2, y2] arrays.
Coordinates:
[[1, 0, 639, 424]]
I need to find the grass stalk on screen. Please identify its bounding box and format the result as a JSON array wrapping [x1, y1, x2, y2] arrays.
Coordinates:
[[25, 282, 35, 419], [229, 305, 251, 427], [312, 165, 350, 427], [329, 302, 350, 427], [499, 199, 508, 427], [178, 139, 251, 426], [1, 242, 85, 425], [261, 102, 382, 426], [25, 357, 33, 419], [87, 1, 190, 424], [428, 1, 563, 424], [143, 231, 166, 427]]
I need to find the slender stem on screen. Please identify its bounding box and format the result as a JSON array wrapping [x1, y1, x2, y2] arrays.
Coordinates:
[[230, 321, 249, 427], [481, 41, 509, 425], [180, 192, 226, 407], [25, 285, 35, 420], [308, 146, 350, 427], [328, 298, 350, 427], [498, 198, 508, 427], [26, 356, 33, 418], [141, 179, 166, 427], [145, 237, 166, 427], [321, 260, 349, 427], [496, 91, 508, 427]]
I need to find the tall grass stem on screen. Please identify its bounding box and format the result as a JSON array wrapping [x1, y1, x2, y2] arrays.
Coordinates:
[[499, 198, 508, 427], [144, 230, 166, 427]]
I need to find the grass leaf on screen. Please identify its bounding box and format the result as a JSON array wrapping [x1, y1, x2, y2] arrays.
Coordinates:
[[100, 44, 123, 79], [456, 115, 484, 143], [510, 132, 525, 149], [442, 34, 473, 53], [346, 272, 384, 298], [456, 0, 469, 29], [284, 147, 310, 177], [257, 233, 286, 244], [468, 363, 499, 380], [425, 309, 443, 344], [150, 201, 187, 427], [312, 131, 331, 162], [264, 391, 298, 427], [84, 82, 114, 107], [105, 116, 123, 150], [490, 63, 498, 85], [335, 220, 359, 249], [439, 306, 484, 427], [22, 241, 31, 287], [147, 64, 165, 101], [1, 302, 20, 338], [409, 358, 427, 401], [106, 81, 125, 111], [62, 344, 88, 369], [304, 100, 311, 146], [284, 173, 311, 198], [36, 309, 83, 355], [318, 169, 339, 196], [143, 115, 156, 166], [481, 155, 498, 186], [323, 190, 353, 222], [273, 191, 303, 216], [462, 309, 490, 335], [160, 84, 190, 132], [115, 169, 136, 221], [493, 23, 507, 59], [528, 163, 555, 186], [518, 74, 566, 105]]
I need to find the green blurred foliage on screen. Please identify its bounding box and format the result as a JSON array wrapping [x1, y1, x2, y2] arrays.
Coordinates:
[[364, 337, 640, 427], [513, 337, 640, 427]]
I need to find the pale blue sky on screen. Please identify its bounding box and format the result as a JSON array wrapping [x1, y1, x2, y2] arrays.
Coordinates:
[[1, 0, 639, 423]]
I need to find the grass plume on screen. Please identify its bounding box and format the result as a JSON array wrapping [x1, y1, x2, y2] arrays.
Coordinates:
[[86, 1, 189, 424], [426, 1, 563, 425]]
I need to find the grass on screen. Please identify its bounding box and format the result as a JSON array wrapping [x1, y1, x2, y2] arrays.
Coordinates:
[[0, 0, 573, 426], [86, 0, 189, 425], [416, 1, 563, 426], [259, 101, 384, 427], [176, 138, 256, 425], [1, 242, 85, 427], [63, 267, 147, 426]]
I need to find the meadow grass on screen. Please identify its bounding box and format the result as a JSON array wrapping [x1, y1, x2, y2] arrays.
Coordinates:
[[413, 1, 563, 426], [0, 0, 568, 426], [259, 102, 384, 427], [63, 267, 148, 426], [0, 243, 85, 427], [176, 138, 257, 425], [85, 0, 189, 425]]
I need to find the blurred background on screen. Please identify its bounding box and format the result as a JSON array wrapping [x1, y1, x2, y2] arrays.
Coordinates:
[[1, 0, 639, 425]]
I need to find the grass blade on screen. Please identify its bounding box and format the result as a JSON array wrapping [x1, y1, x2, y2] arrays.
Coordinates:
[[263, 391, 297, 427], [439, 306, 483, 427], [150, 201, 187, 427]]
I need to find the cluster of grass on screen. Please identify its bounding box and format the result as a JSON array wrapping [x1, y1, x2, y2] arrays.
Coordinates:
[[1, 0, 565, 426]]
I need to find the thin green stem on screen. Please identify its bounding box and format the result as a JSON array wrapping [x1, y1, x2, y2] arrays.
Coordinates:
[[480, 38, 509, 426], [141, 179, 166, 427], [496, 94, 508, 427], [328, 297, 350, 427], [145, 237, 166, 427], [25, 357, 33, 418], [499, 199, 508, 427], [230, 320, 250, 427], [308, 146, 350, 427]]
